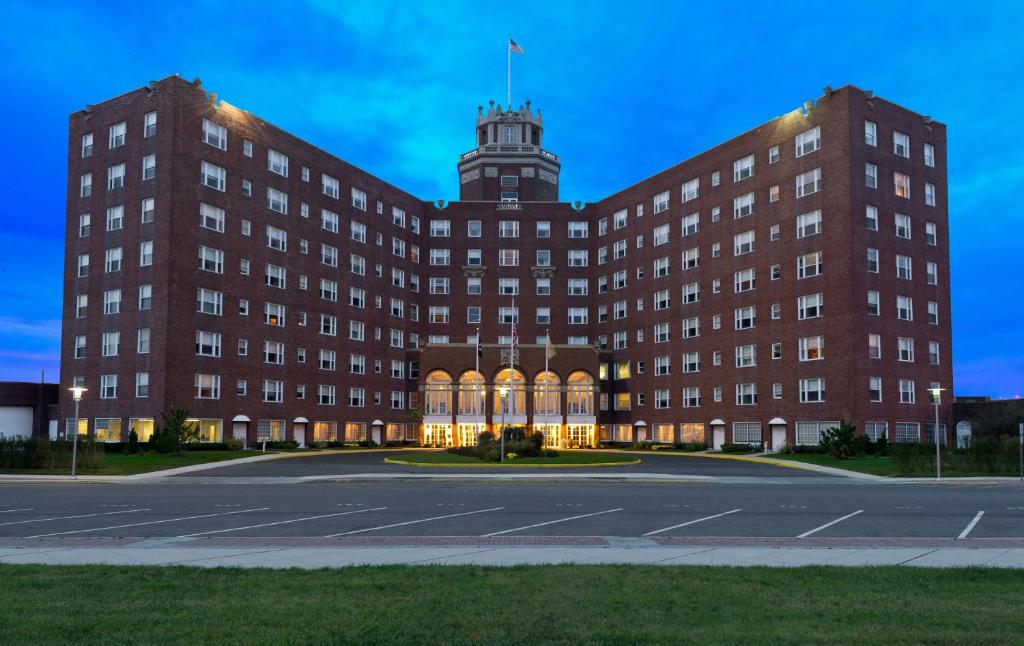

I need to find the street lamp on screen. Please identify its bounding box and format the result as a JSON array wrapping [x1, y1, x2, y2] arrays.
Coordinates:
[[498, 385, 509, 463], [927, 386, 946, 481], [68, 385, 87, 480]]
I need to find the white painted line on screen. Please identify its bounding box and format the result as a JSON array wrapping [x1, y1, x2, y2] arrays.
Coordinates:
[[483, 508, 623, 537], [26, 508, 268, 538], [958, 511, 985, 539], [179, 507, 387, 537], [642, 509, 743, 537], [326, 507, 504, 537], [797, 509, 864, 538], [0, 509, 148, 527], [0, 508, 34, 514]]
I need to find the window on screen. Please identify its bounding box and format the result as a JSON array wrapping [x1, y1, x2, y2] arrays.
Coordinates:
[[896, 254, 912, 280], [653, 258, 669, 278], [105, 247, 123, 273], [733, 230, 755, 256], [799, 378, 825, 403], [101, 331, 119, 357], [198, 246, 223, 273], [200, 161, 226, 191], [681, 247, 699, 270], [263, 380, 283, 403], [797, 293, 823, 319], [138, 283, 152, 310], [894, 172, 911, 198], [924, 143, 936, 167], [567, 278, 587, 296], [866, 205, 879, 231], [929, 341, 941, 365], [100, 374, 118, 399], [864, 120, 877, 146], [682, 316, 699, 338], [81, 132, 93, 157], [568, 221, 588, 238], [654, 322, 670, 343], [897, 295, 913, 321], [867, 247, 879, 273], [797, 251, 822, 278], [799, 336, 824, 361], [197, 288, 222, 316], [106, 205, 124, 231], [682, 352, 700, 374], [796, 210, 821, 238], [865, 163, 878, 188], [868, 290, 880, 316], [266, 187, 288, 214], [869, 377, 882, 402], [135, 372, 150, 398], [735, 344, 755, 368], [735, 384, 757, 406], [267, 149, 288, 177], [107, 163, 125, 190], [351, 187, 367, 210], [733, 154, 754, 182], [500, 220, 520, 237], [899, 380, 916, 404], [734, 306, 755, 330], [681, 282, 699, 304], [195, 330, 222, 357], [535, 278, 550, 296], [652, 190, 670, 214], [652, 223, 670, 246], [141, 154, 156, 180], [199, 203, 225, 232], [734, 268, 755, 293], [681, 212, 699, 236], [925, 221, 938, 246], [536, 221, 551, 238], [898, 337, 915, 362], [795, 168, 821, 197], [265, 302, 285, 327], [795, 126, 821, 156], [202, 119, 227, 149], [893, 131, 910, 157], [568, 307, 588, 325], [108, 121, 126, 149], [681, 178, 699, 202], [733, 192, 754, 218], [768, 146, 779, 164], [139, 240, 153, 267], [568, 250, 587, 267], [925, 182, 936, 206], [869, 333, 882, 359], [928, 301, 939, 325]]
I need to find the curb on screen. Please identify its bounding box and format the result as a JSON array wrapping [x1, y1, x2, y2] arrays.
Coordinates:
[[382, 456, 642, 468], [615, 450, 886, 481]]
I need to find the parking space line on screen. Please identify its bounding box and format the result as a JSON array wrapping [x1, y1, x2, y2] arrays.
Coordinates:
[[26, 508, 268, 538], [179, 507, 387, 537], [958, 511, 985, 539], [0, 508, 34, 514], [483, 508, 623, 537], [796, 509, 864, 538], [642, 509, 742, 537], [326, 507, 504, 537], [0, 509, 148, 527]]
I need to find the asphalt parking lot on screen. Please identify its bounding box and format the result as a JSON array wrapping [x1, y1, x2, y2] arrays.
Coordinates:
[[2, 481, 1022, 544], [174, 450, 828, 478]]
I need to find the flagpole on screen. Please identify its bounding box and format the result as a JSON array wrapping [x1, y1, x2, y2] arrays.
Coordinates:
[[544, 328, 550, 446], [507, 34, 511, 109], [475, 327, 481, 440]]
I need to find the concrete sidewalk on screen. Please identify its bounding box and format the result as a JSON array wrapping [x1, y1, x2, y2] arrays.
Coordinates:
[[3, 543, 1024, 568]]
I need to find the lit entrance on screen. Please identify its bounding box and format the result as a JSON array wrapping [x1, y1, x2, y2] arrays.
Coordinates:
[[534, 423, 562, 448], [458, 423, 486, 447], [424, 423, 453, 447], [566, 424, 594, 448]]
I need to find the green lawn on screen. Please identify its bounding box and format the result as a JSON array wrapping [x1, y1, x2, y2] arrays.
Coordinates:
[[1, 564, 1021, 644], [0, 451, 253, 476], [387, 450, 639, 466], [773, 453, 1021, 477]]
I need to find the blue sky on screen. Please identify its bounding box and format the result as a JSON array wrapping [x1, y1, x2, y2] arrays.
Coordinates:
[[0, 0, 1022, 396]]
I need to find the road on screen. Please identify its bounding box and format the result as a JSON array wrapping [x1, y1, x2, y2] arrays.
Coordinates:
[[2, 480, 1022, 545]]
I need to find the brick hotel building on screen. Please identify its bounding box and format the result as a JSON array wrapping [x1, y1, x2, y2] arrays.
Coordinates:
[[58, 76, 953, 449]]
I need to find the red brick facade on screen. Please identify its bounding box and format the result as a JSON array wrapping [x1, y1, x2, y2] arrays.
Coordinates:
[[59, 77, 952, 448]]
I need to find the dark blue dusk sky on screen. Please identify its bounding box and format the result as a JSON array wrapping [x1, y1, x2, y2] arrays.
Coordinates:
[[0, 0, 1022, 396]]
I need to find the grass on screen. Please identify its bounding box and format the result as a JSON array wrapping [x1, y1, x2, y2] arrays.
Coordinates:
[[773, 453, 1023, 477], [0, 451, 252, 476], [0, 564, 1022, 644], [386, 450, 639, 467]]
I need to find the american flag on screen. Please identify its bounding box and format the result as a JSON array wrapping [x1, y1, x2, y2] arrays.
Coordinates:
[[510, 321, 518, 352], [508, 38, 524, 54]]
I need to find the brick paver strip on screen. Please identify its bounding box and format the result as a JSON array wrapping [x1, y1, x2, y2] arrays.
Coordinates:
[[0, 537, 140, 548], [184, 536, 609, 547]]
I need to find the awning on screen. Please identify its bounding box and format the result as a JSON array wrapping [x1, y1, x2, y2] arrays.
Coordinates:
[[768, 417, 787, 426], [371, 419, 385, 427], [709, 418, 725, 426], [633, 420, 648, 427], [231, 415, 251, 423], [293, 417, 310, 424]]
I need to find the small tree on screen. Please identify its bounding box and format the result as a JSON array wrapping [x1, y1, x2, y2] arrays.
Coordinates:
[[152, 407, 199, 454], [820, 420, 857, 459]]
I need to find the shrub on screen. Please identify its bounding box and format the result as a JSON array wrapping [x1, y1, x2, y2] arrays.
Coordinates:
[[672, 441, 707, 452], [820, 421, 857, 459], [224, 438, 244, 451], [447, 430, 548, 461], [721, 442, 761, 453], [127, 430, 140, 454]]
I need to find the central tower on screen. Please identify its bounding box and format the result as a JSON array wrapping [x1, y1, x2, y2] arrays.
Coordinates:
[[456, 99, 561, 202]]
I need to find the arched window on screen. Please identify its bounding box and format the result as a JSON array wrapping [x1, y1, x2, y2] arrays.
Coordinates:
[[566, 371, 594, 416], [424, 370, 453, 415], [458, 370, 486, 416], [534, 371, 560, 416], [493, 368, 526, 415]]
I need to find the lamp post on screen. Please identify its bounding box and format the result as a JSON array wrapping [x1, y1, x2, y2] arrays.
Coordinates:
[[927, 387, 946, 481], [498, 385, 509, 463], [68, 386, 87, 480]]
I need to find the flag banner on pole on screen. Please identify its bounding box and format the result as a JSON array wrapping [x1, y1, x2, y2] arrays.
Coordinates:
[[545, 333, 556, 360], [509, 38, 524, 54], [511, 321, 518, 353], [476, 332, 483, 358]]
